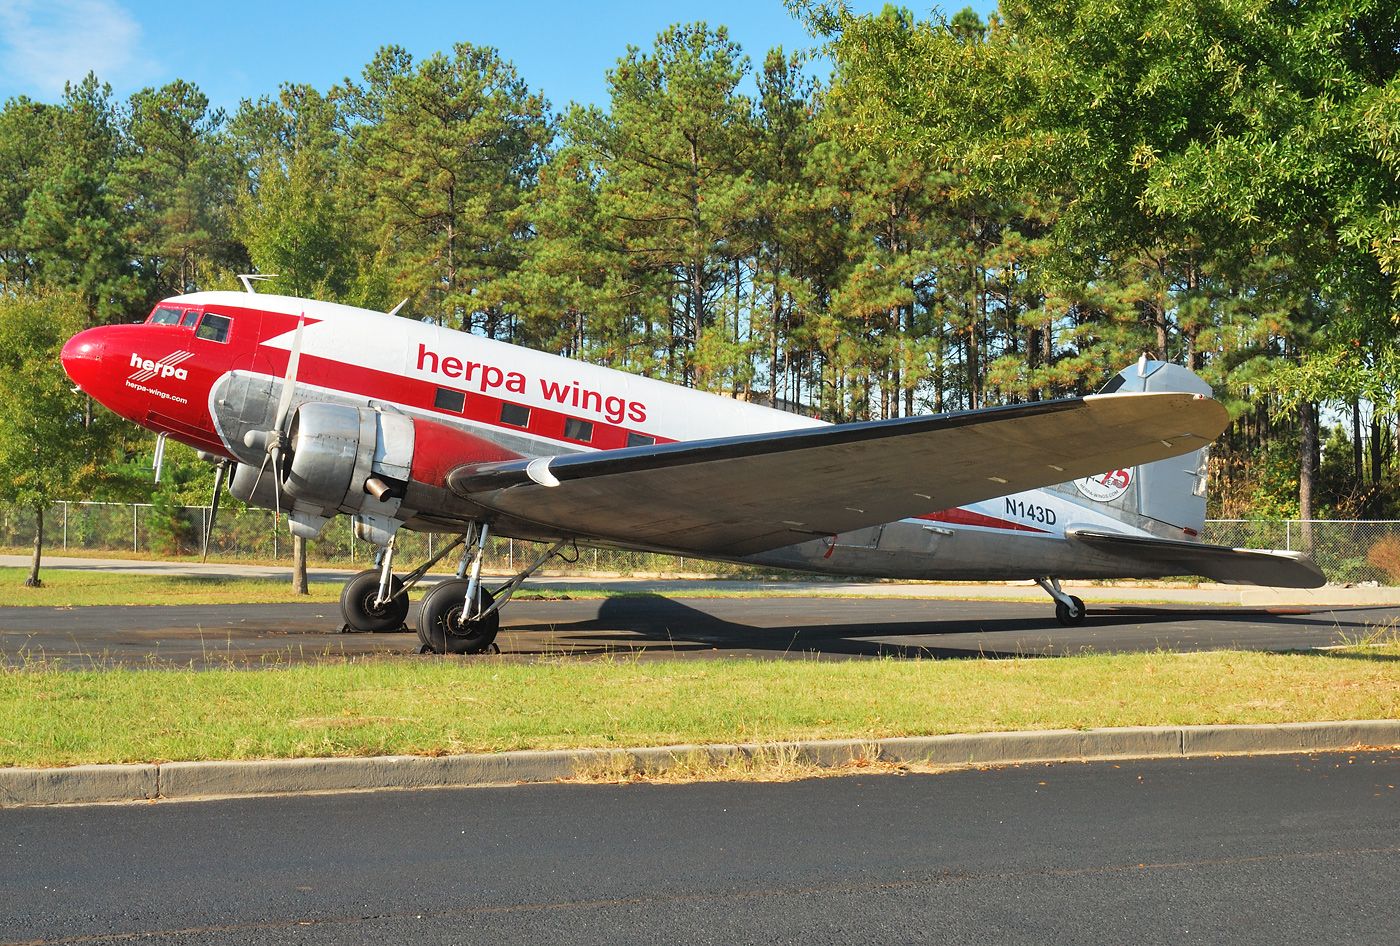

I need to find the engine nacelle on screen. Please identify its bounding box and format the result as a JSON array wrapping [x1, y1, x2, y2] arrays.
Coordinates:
[[282, 403, 413, 518], [266, 402, 518, 527]]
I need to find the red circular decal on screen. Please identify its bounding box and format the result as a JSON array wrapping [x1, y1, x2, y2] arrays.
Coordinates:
[[1075, 468, 1133, 502]]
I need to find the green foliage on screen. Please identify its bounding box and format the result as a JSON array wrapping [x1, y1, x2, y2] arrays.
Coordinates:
[[0, 291, 132, 510], [232, 85, 366, 303], [336, 43, 553, 331], [119, 79, 244, 303], [1, 11, 1398, 522]]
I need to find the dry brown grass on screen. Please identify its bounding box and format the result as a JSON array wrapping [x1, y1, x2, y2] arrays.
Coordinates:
[[1368, 537, 1400, 583]]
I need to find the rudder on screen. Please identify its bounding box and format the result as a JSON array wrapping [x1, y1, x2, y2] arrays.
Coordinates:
[[1061, 357, 1212, 538]]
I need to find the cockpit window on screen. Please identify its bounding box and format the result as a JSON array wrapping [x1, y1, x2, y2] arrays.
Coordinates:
[[180, 309, 200, 327], [149, 306, 182, 325], [195, 312, 232, 343]]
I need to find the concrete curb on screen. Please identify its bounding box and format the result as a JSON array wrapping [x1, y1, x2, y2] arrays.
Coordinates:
[[3, 720, 1398, 808]]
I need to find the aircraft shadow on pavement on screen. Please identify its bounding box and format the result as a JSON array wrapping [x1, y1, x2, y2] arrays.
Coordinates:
[[510, 594, 1386, 660]]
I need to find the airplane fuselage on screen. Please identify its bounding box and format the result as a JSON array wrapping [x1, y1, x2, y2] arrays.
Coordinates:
[[62, 291, 1192, 582]]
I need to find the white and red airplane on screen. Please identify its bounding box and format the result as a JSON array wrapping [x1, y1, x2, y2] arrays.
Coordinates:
[[60, 286, 1324, 652]]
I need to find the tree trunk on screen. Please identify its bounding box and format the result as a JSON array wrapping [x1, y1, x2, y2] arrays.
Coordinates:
[[25, 504, 43, 588], [769, 254, 780, 408], [1352, 401, 1364, 486], [291, 534, 309, 596], [1298, 401, 1317, 555], [903, 300, 914, 417], [1371, 417, 1384, 486]]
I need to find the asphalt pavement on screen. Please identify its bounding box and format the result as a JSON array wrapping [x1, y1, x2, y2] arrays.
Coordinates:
[[2, 752, 1396, 945], [2, 594, 1398, 666]]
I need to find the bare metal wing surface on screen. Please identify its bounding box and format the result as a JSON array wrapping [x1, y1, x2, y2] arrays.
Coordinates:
[[447, 391, 1230, 556], [1065, 528, 1327, 588]]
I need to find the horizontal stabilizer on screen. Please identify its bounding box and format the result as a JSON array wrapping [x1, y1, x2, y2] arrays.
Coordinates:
[[446, 391, 1228, 556], [1066, 528, 1326, 588]]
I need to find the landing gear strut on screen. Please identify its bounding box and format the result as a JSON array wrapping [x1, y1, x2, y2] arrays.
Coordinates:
[[416, 524, 567, 655], [337, 521, 567, 654], [339, 538, 410, 632], [1036, 577, 1087, 627]]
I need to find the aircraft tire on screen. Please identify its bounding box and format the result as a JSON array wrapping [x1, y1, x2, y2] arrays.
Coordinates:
[[340, 569, 410, 632], [416, 579, 500, 655], [1054, 595, 1088, 627]]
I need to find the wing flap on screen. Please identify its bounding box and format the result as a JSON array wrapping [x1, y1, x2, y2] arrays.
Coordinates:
[[1067, 528, 1326, 588], [447, 392, 1229, 556]]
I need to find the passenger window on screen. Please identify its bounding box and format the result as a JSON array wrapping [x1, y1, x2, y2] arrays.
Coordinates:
[[627, 433, 655, 448], [434, 387, 466, 413], [180, 309, 200, 327], [500, 403, 530, 427], [148, 306, 182, 325], [195, 313, 232, 343], [564, 418, 594, 443]]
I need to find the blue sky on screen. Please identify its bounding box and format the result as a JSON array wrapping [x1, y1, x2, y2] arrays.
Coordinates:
[[0, 0, 998, 114]]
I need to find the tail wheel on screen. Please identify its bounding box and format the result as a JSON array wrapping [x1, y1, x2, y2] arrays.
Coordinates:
[[1055, 595, 1088, 627], [416, 579, 500, 655], [340, 569, 410, 632]]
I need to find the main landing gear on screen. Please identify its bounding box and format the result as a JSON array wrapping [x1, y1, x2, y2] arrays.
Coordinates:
[[1036, 577, 1087, 627], [338, 523, 567, 655]]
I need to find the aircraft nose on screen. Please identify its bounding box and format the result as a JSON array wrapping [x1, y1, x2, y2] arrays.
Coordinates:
[[61, 329, 105, 391]]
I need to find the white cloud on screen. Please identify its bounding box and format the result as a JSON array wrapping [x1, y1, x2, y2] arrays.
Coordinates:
[[0, 0, 145, 98]]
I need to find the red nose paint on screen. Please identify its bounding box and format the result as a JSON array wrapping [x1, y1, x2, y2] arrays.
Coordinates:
[[61, 322, 230, 456]]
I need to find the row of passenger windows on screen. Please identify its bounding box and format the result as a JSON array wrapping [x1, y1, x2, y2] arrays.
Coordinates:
[[433, 386, 655, 448], [148, 306, 231, 343]]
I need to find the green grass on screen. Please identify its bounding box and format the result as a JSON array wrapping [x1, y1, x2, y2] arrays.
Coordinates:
[[2, 644, 1398, 768], [0, 568, 850, 607], [3, 568, 347, 605]]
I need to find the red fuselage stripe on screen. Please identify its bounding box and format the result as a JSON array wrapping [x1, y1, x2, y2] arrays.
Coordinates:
[[917, 508, 1049, 534]]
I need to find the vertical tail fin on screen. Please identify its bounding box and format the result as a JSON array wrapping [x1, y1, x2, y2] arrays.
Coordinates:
[[1061, 357, 1212, 538]]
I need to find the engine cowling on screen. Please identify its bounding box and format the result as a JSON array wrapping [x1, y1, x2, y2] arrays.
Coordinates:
[[229, 402, 519, 540], [283, 402, 518, 519], [281, 403, 410, 516]]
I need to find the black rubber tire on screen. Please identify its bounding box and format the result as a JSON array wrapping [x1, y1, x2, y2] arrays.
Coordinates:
[[1054, 595, 1088, 627], [339, 569, 410, 632], [416, 579, 500, 655]]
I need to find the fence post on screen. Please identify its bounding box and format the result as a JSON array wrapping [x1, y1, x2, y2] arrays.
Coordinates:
[[133, 505, 138, 552], [62, 501, 67, 551], [1286, 520, 1291, 551], [273, 513, 278, 560]]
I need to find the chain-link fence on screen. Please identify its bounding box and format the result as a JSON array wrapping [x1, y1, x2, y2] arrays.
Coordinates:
[[1200, 520, 1400, 585], [4, 503, 1400, 584], [0, 501, 716, 576]]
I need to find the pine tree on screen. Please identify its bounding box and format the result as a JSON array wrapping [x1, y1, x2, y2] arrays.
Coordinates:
[[338, 44, 552, 333]]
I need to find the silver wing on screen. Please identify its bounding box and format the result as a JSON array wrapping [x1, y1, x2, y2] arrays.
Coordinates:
[[446, 391, 1229, 557]]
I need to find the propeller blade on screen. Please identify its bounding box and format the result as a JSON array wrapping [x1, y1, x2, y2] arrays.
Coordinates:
[[201, 461, 228, 563], [152, 432, 167, 485], [248, 451, 271, 502], [272, 447, 284, 521], [272, 315, 305, 433]]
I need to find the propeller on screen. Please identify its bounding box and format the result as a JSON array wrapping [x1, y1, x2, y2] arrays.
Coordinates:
[[201, 459, 232, 562], [152, 432, 167, 484], [244, 315, 305, 520]]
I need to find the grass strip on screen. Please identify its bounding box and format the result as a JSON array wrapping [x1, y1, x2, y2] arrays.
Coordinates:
[[3, 568, 346, 605], [2, 644, 1398, 768]]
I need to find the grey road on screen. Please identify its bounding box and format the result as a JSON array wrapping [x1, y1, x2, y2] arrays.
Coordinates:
[[2, 753, 1397, 945], [1, 595, 1397, 666]]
